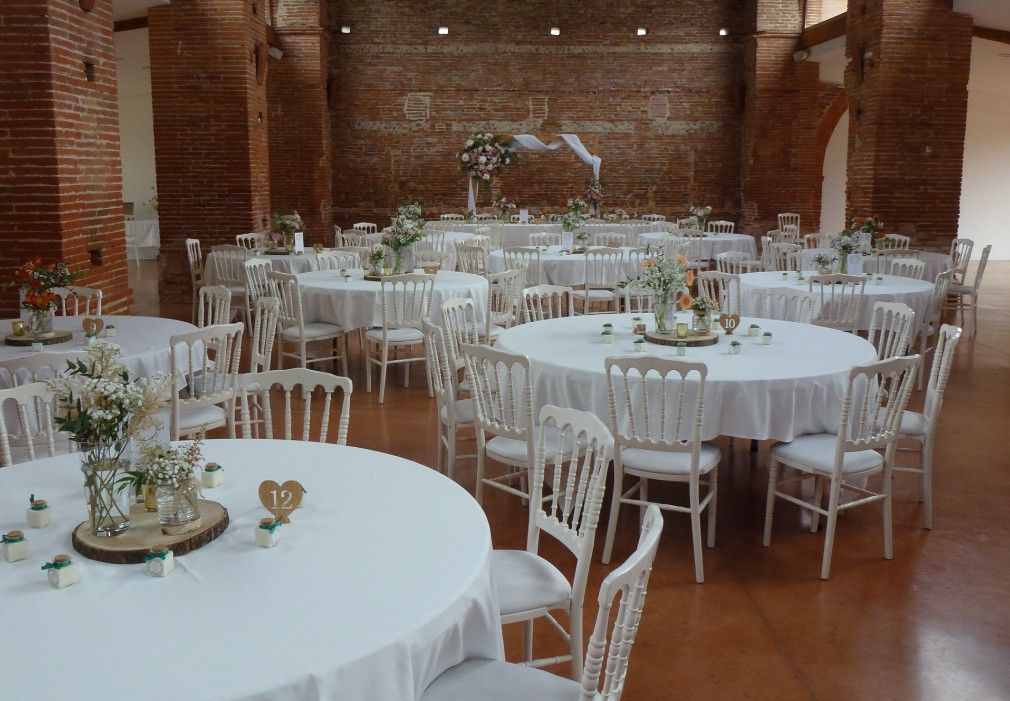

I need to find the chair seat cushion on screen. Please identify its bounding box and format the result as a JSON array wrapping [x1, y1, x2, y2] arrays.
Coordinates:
[[175, 404, 227, 433], [282, 322, 344, 340], [485, 426, 573, 467], [492, 550, 572, 617], [5, 437, 75, 466], [619, 443, 721, 476], [421, 658, 581, 701], [572, 288, 617, 300], [898, 410, 927, 438], [440, 398, 475, 424], [947, 283, 972, 295], [365, 327, 424, 344], [483, 324, 507, 340], [771, 434, 883, 474]]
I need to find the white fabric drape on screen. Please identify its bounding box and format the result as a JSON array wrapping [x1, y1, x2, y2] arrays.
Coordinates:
[[467, 134, 602, 212]]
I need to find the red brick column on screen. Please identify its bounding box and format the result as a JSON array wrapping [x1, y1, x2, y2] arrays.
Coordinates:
[[0, 0, 131, 316], [844, 0, 972, 250], [149, 0, 271, 298], [267, 0, 332, 244]]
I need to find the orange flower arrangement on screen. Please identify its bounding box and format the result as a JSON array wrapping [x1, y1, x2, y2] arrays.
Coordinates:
[[16, 257, 81, 311], [678, 292, 694, 310]]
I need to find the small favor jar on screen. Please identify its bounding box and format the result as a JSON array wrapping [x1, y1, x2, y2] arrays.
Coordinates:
[[601, 330, 613, 345], [201, 462, 224, 488], [105, 324, 117, 338], [676, 322, 689, 339], [676, 342, 687, 357], [31, 340, 43, 353], [43, 554, 79, 589], [729, 341, 742, 355], [875, 276, 884, 286], [633, 339, 646, 353], [255, 517, 281, 548], [85, 333, 97, 347], [748, 324, 761, 337], [3, 530, 28, 562], [144, 545, 174, 577], [762, 331, 773, 345], [340, 268, 351, 282], [632, 317, 646, 335], [27, 495, 51, 528]]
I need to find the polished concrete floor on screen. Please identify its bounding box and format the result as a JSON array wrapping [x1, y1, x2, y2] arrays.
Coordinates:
[[133, 260, 1010, 700]]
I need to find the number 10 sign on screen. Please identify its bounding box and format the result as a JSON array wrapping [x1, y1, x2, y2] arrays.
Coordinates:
[[258, 480, 306, 523]]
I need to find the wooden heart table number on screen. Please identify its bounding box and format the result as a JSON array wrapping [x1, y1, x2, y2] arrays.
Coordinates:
[[718, 313, 741, 335], [259, 480, 305, 523], [82, 318, 105, 336]]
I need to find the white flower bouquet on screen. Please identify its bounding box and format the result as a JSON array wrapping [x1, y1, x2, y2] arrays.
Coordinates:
[[459, 133, 517, 182]]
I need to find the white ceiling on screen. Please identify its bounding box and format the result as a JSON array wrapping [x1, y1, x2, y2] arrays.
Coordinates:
[[113, 0, 168, 22], [954, 0, 1010, 32]]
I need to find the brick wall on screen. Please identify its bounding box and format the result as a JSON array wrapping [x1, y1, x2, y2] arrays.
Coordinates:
[[268, 0, 333, 244], [0, 0, 131, 317], [845, 0, 972, 251], [326, 0, 747, 228], [149, 0, 271, 298]]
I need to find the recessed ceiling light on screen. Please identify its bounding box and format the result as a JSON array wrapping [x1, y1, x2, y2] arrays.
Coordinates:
[[550, 27, 560, 36], [438, 26, 448, 35], [637, 28, 647, 36], [718, 27, 729, 37], [340, 25, 351, 34]]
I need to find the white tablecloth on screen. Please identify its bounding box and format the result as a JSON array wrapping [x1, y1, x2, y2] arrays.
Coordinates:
[[486, 246, 642, 288], [298, 269, 489, 331], [0, 315, 197, 386], [204, 250, 320, 284], [0, 439, 501, 700], [126, 220, 160, 260], [638, 232, 758, 259], [494, 313, 877, 441], [800, 248, 950, 282], [447, 222, 661, 249], [738, 271, 934, 330]]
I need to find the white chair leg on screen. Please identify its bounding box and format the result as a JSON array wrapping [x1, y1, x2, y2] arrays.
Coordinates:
[[474, 436, 486, 504], [378, 343, 389, 404], [435, 426, 445, 475], [883, 462, 894, 560], [706, 469, 717, 549], [341, 335, 349, 377], [810, 476, 824, 533], [638, 478, 649, 524], [689, 481, 704, 584], [922, 438, 934, 529], [601, 468, 623, 565], [523, 620, 534, 663], [569, 603, 584, 680], [763, 460, 779, 547], [446, 425, 457, 480], [820, 478, 842, 580], [364, 342, 373, 393]]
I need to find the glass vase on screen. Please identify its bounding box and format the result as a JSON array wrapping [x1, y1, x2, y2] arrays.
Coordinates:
[[652, 292, 675, 335], [692, 311, 711, 334], [28, 307, 55, 337], [156, 477, 202, 527], [839, 254, 848, 274], [81, 440, 134, 537], [393, 250, 405, 275]]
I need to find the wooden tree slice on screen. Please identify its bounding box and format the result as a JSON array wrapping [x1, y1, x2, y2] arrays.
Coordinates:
[[72, 500, 229, 564], [643, 330, 719, 347], [4, 329, 73, 346]]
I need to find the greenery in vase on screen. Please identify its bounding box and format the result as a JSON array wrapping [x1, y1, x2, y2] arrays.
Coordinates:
[[15, 258, 84, 312], [812, 253, 837, 271], [844, 215, 886, 244], [142, 440, 202, 488], [272, 210, 304, 249], [831, 232, 862, 257], [493, 196, 517, 219], [690, 297, 717, 316], [689, 204, 712, 228], [632, 251, 695, 303], [559, 197, 587, 238]]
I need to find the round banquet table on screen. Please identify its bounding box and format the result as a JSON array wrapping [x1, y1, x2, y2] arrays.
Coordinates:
[[799, 248, 950, 282], [494, 312, 877, 442], [738, 271, 935, 330], [297, 269, 489, 331], [0, 439, 502, 701], [0, 314, 197, 387], [204, 250, 320, 284], [486, 245, 642, 287], [638, 231, 758, 259]]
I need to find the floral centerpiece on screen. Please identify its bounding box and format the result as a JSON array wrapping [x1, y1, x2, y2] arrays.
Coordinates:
[[586, 179, 604, 215], [634, 252, 694, 334], [48, 341, 168, 537], [460, 133, 517, 211], [493, 196, 517, 221], [812, 252, 837, 275], [689, 297, 717, 333], [142, 440, 203, 527], [272, 210, 304, 252], [367, 245, 386, 275], [15, 258, 82, 337], [562, 197, 589, 247], [604, 208, 628, 223], [689, 205, 712, 230], [381, 205, 426, 274], [831, 232, 863, 274], [845, 215, 886, 246]]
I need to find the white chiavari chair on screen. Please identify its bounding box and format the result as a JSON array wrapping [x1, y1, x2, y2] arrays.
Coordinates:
[[421, 505, 663, 701], [676, 216, 698, 230], [352, 222, 377, 234], [698, 271, 741, 315], [0, 352, 88, 388], [867, 302, 915, 360], [809, 274, 866, 333], [270, 271, 348, 377], [315, 250, 360, 271], [338, 231, 369, 248], [770, 242, 803, 272], [236, 296, 280, 439], [642, 213, 665, 222], [0, 382, 62, 467], [237, 368, 352, 445], [334, 246, 371, 266], [706, 220, 735, 234], [186, 238, 205, 324], [485, 221, 505, 251], [485, 268, 524, 342], [210, 244, 251, 324], [243, 258, 274, 330], [235, 232, 263, 249], [52, 287, 102, 316], [591, 232, 626, 247], [456, 243, 488, 276], [169, 322, 244, 440], [914, 270, 953, 389], [469, 233, 491, 252], [622, 283, 655, 314], [422, 320, 475, 479], [573, 248, 624, 315], [364, 274, 433, 403], [413, 249, 446, 271], [197, 285, 233, 328], [759, 235, 775, 270], [331, 225, 342, 248], [866, 249, 903, 275], [889, 257, 926, 280], [521, 285, 574, 322], [529, 232, 562, 247], [948, 237, 974, 285], [473, 212, 495, 221], [490, 405, 613, 678], [420, 229, 446, 254], [777, 213, 800, 237], [509, 214, 523, 223], [751, 288, 815, 323], [947, 244, 990, 337], [878, 233, 911, 250], [895, 324, 961, 529], [441, 213, 465, 221], [764, 355, 919, 579], [603, 357, 719, 583], [505, 247, 542, 287], [715, 250, 761, 274], [441, 296, 482, 384]]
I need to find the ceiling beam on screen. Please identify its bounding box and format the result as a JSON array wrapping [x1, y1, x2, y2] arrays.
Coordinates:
[[114, 16, 149, 32], [799, 13, 847, 50], [973, 25, 1010, 45]]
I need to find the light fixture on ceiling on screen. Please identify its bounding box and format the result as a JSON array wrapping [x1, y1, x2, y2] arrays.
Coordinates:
[[340, 25, 351, 34], [550, 27, 560, 36], [438, 26, 448, 35], [718, 28, 729, 37], [637, 28, 647, 36]]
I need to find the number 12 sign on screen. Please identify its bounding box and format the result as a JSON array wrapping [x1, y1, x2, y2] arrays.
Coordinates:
[[258, 480, 306, 523]]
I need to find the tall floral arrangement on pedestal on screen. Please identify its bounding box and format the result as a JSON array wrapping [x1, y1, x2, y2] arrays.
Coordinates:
[[689, 205, 712, 230], [560, 197, 588, 246], [15, 258, 83, 337], [633, 252, 694, 335], [48, 341, 168, 537], [382, 204, 426, 274], [459, 133, 517, 210], [586, 178, 604, 215], [272, 210, 304, 251]]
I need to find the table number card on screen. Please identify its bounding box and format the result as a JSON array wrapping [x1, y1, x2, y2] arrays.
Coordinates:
[[718, 313, 741, 335], [258, 480, 305, 523], [519, 209, 529, 223], [82, 318, 105, 336], [847, 254, 863, 275], [293, 231, 305, 254], [561, 231, 574, 250]]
